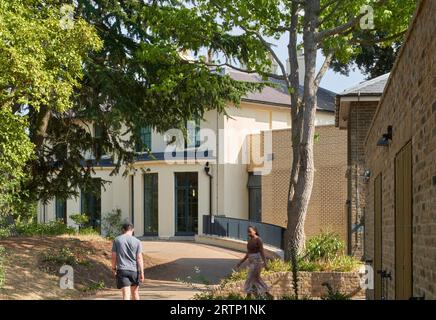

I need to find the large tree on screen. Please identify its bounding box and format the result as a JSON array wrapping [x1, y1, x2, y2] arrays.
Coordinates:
[[0, 0, 101, 217], [21, 0, 269, 203], [193, 0, 417, 258]]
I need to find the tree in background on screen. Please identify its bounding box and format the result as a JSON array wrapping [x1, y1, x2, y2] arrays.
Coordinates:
[[0, 0, 101, 218], [22, 0, 270, 203], [331, 31, 403, 79], [193, 0, 417, 261]]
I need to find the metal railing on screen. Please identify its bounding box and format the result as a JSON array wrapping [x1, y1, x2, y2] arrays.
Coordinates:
[[203, 215, 285, 249]]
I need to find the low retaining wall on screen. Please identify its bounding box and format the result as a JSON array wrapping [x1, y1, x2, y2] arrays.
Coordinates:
[[212, 271, 365, 299], [195, 234, 284, 259]]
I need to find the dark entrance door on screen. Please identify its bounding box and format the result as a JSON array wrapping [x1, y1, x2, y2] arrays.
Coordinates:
[[248, 173, 262, 222], [175, 172, 198, 235], [144, 173, 158, 236]]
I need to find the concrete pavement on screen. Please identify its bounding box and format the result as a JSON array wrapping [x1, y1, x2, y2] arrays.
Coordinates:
[[92, 241, 243, 300]]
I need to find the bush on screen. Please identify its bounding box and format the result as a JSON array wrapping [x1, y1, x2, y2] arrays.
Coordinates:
[[69, 214, 89, 229], [298, 232, 361, 272], [78, 226, 99, 236], [102, 209, 123, 239], [0, 246, 6, 288], [303, 232, 345, 261], [82, 280, 105, 292], [0, 226, 11, 239], [41, 248, 79, 266], [16, 220, 75, 236]]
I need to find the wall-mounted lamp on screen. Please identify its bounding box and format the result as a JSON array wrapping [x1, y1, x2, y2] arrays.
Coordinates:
[[377, 125, 393, 147], [363, 170, 371, 183]]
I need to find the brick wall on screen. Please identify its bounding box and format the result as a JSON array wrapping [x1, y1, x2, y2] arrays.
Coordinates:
[[347, 101, 378, 258], [365, 0, 436, 300], [212, 271, 365, 299], [254, 125, 348, 242]]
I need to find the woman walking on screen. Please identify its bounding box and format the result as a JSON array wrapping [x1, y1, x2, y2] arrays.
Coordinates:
[[236, 226, 273, 299]]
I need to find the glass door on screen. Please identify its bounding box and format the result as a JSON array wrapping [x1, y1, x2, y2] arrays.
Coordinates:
[[175, 172, 198, 235], [144, 173, 158, 235]]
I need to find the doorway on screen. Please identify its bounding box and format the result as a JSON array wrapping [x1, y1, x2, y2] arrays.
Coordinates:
[[175, 172, 198, 235], [395, 141, 413, 300], [144, 173, 158, 236], [374, 174, 382, 300]]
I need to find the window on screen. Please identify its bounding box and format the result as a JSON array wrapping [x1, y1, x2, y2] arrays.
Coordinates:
[[130, 175, 134, 225], [144, 173, 158, 235], [80, 179, 101, 232], [93, 124, 104, 157], [186, 118, 200, 148], [136, 126, 152, 153], [55, 197, 67, 224]]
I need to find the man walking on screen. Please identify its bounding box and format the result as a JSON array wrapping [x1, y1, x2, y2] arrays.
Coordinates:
[[111, 222, 144, 300]]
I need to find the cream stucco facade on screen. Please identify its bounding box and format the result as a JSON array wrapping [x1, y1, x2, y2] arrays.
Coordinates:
[[38, 101, 335, 238]]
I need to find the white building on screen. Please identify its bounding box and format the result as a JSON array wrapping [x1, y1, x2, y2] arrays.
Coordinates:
[[38, 69, 336, 239]]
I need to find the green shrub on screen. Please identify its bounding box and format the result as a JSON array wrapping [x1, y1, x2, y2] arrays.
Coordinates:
[[69, 214, 89, 229], [0, 227, 11, 239], [102, 209, 123, 239], [298, 232, 361, 272], [79, 226, 99, 236], [41, 248, 79, 266], [321, 282, 350, 300], [82, 280, 105, 292], [0, 246, 6, 288], [16, 220, 75, 236], [303, 232, 345, 261]]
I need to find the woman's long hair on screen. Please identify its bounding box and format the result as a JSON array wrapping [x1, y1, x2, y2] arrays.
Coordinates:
[[248, 225, 260, 237]]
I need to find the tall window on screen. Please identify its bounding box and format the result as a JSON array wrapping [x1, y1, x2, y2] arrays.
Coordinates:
[[93, 124, 104, 157], [136, 126, 152, 153], [80, 179, 101, 232], [186, 118, 200, 148], [55, 197, 67, 224], [144, 173, 158, 235]]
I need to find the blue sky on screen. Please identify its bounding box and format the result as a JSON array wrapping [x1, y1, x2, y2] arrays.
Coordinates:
[[270, 34, 367, 94]]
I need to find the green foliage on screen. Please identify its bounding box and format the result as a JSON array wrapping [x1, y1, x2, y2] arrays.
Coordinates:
[[280, 294, 313, 300], [321, 282, 351, 300], [298, 232, 361, 272], [16, 220, 75, 236], [0, 0, 102, 112], [41, 248, 79, 266], [303, 232, 345, 261], [0, 109, 34, 218], [69, 214, 89, 229], [0, 245, 6, 288], [194, 292, 257, 300], [78, 227, 99, 236], [81, 280, 105, 292], [17, 0, 267, 203], [224, 233, 361, 287], [101, 209, 123, 239]]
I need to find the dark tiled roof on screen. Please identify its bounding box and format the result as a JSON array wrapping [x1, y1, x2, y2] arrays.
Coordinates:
[[227, 70, 336, 112], [338, 73, 390, 97]]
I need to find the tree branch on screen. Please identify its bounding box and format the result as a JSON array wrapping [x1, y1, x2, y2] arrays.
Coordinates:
[[316, 13, 364, 41], [314, 50, 334, 89], [239, 25, 289, 86]]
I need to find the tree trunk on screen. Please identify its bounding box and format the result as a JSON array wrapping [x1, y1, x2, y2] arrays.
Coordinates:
[[286, 0, 319, 257]]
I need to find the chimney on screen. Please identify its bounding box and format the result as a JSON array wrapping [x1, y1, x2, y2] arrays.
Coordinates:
[[268, 52, 279, 75], [286, 49, 305, 85]]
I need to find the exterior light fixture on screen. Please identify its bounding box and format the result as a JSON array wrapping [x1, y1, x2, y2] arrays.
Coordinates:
[[363, 170, 371, 183], [377, 125, 393, 147]]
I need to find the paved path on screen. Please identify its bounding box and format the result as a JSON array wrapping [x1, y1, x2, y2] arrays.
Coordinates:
[[93, 241, 243, 300]]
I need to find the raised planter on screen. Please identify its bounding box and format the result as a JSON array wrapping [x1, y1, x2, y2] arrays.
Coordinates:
[[212, 271, 365, 299]]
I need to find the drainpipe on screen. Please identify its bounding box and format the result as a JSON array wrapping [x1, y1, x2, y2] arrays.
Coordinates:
[[204, 162, 213, 233]]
